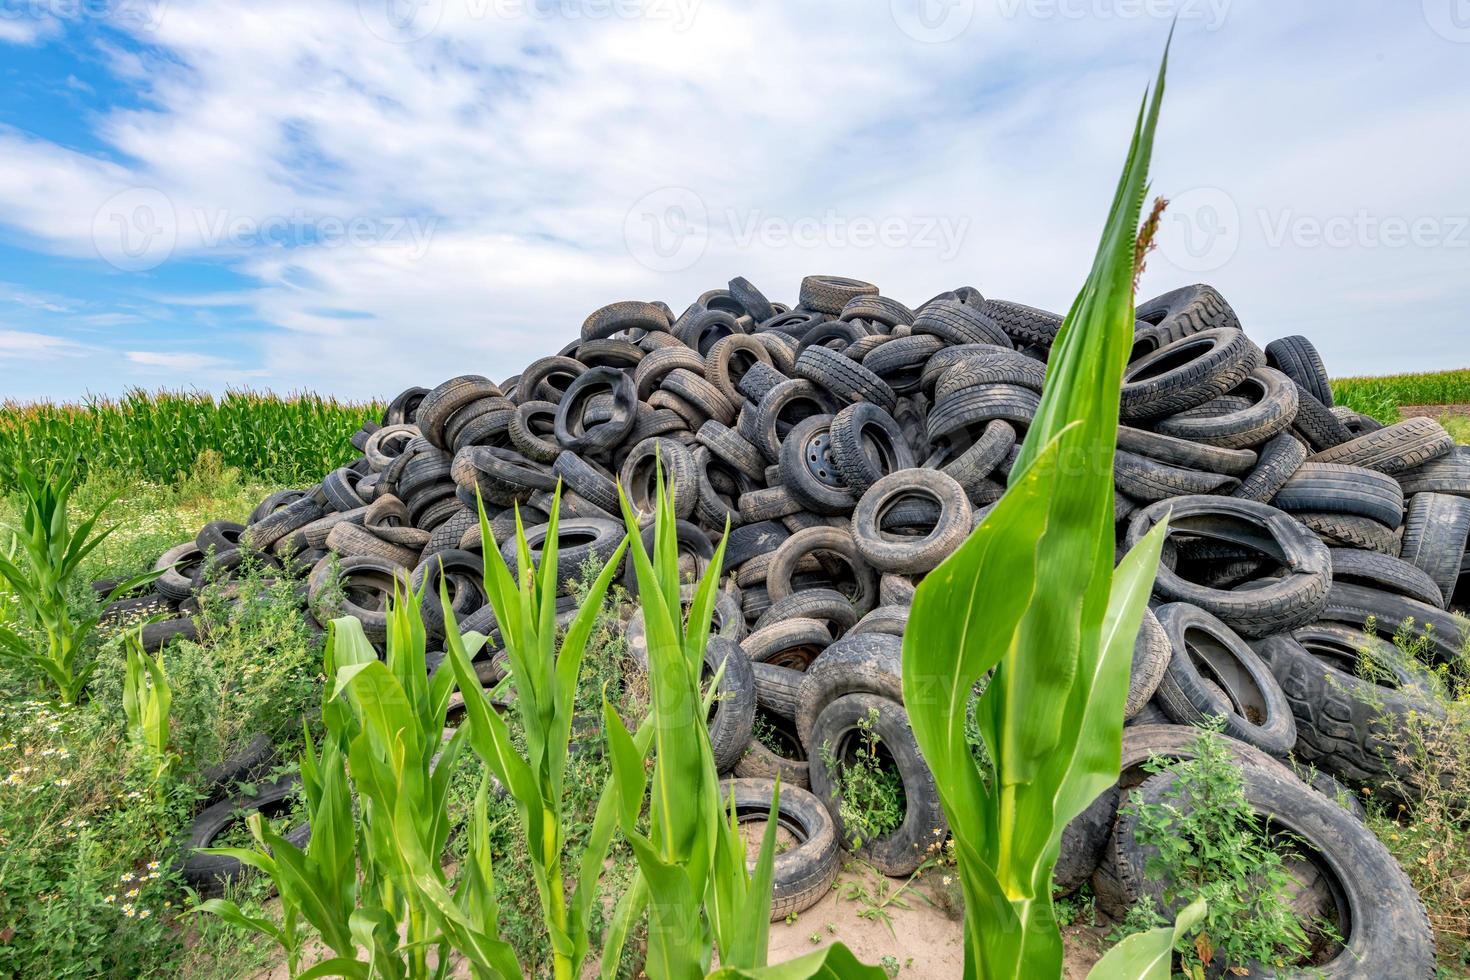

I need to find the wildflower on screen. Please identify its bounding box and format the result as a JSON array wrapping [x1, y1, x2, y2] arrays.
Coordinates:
[[124, 906, 136, 918], [138, 909, 151, 919], [943, 876, 952, 886], [104, 894, 116, 903], [57, 778, 70, 787], [146, 860, 159, 870], [120, 872, 133, 882], [125, 888, 139, 898]]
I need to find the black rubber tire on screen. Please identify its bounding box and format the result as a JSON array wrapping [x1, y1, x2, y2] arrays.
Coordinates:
[[751, 662, 805, 720], [1328, 548, 1444, 609], [622, 520, 714, 596], [417, 375, 502, 450], [626, 584, 746, 670], [326, 522, 421, 568], [806, 693, 947, 877], [841, 294, 914, 328], [753, 588, 859, 640], [154, 542, 206, 603], [766, 526, 878, 615], [1266, 335, 1333, 407], [500, 519, 624, 597], [1152, 602, 1296, 756], [926, 384, 1041, 444], [861, 334, 944, 394], [1397, 445, 1470, 498], [727, 277, 775, 322], [1255, 627, 1441, 787], [720, 777, 840, 921], [980, 298, 1064, 348], [619, 436, 698, 523], [704, 334, 774, 407], [1055, 782, 1119, 898], [722, 521, 789, 568], [752, 378, 838, 463], [793, 631, 902, 751], [580, 300, 669, 342], [1153, 367, 1298, 449], [554, 366, 637, 455], [1134, 283, 1240, 345], [779, 415, 856, 515], [1297, 511, 1401, 556], [1127, 606, 1171, 720], [1308, 417, 1455, 476], [199, 733, 277, 806], [1119, 328, 1260, 422], [244, 495, 325, 552], [384, 386, 428, 426], [197, 521, 247, 554], [1317, 581, 1468, 668], [910, 299, 1011, 348], [798, 275, 877, 315], [249, 489, 308, 526], [1126, 496, 1331, 637], [178, 777, 311, 897], [706, 636, 757, 774], [141, 616, 199, 652], [410, 549, 487, 636], [851, 470, 971, 574], [734, 708, 810, 789], [695, 417, 765, 484], [1291, 383, 1354, 451], [1231, 431, 1308, 503], [1113, 450, 1239, 502], [574, 338, 644, 370], [741, 618, 832, 672], [1271, 462, 1405, 529], [1104, 763, 1434, 979], [793, 344, 897, 413], [827, 403, 916, 496], [735, 360, 789, 405], [1398, 491, 1470, 602], [552, 452, 620, 515]]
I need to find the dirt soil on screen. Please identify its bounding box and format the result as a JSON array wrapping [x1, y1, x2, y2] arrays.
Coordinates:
[[1399, 403, 1470, 418], [766, 860, 1112, 979]]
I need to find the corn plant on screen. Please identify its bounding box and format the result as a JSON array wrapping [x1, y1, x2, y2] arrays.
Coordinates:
[[122, 629, 173, 783], [1089, 899, 1206, 978], [900, 42, 1183, 980], [0, 460, 162, 703], [196, 586, 520, 979], [0, 388, 378, 489], [597, 470, 886, 980], [440, 484, 633, 980]]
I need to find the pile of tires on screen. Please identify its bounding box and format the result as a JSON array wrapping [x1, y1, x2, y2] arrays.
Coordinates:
[[121, 278, 1463, 962]]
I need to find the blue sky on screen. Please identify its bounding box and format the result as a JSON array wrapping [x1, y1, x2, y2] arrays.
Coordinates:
[[1, 0, 1467, 401]]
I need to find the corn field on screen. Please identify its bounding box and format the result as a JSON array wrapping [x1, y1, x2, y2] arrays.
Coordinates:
[[1333, 369, 1470, 423], [0, 389, 380, 490]]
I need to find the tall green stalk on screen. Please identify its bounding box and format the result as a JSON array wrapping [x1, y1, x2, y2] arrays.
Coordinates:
[[0, 460, 161, 703], [599, 466, 887, 980], [899, 40, 1183, 980], [441, 484, 632, 980]]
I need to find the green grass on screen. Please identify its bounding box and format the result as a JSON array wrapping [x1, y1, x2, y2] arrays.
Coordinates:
[[1332, 369, 1470, 424], [0, 389, 380, 490]]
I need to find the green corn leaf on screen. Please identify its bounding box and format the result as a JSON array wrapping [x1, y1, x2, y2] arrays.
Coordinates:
[[189, 899, 288, 950], [900, 35, 1172, 980], [293, 956, 372, 980], [707, 941, 890, 979], [1088, 898, 1206, 979]]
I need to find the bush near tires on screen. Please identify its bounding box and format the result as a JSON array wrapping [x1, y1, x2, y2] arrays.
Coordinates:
[[118, 276, 1464, 959]]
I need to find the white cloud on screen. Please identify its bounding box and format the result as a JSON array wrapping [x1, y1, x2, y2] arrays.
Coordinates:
[[0, 329, 90, 359], [0, 1, 1468, 396], [125, 350, 229, 370]]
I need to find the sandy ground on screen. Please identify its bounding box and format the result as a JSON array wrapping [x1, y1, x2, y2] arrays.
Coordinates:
[[1398, 403, 1470, 418]]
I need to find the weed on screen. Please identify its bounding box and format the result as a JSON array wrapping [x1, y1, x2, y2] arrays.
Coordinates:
[[1127, 724, 1312, 975], [820, 706, 905, 851]]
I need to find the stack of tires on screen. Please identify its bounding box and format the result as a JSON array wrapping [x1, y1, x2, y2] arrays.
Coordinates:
[[124, 278, 1463, 968]]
